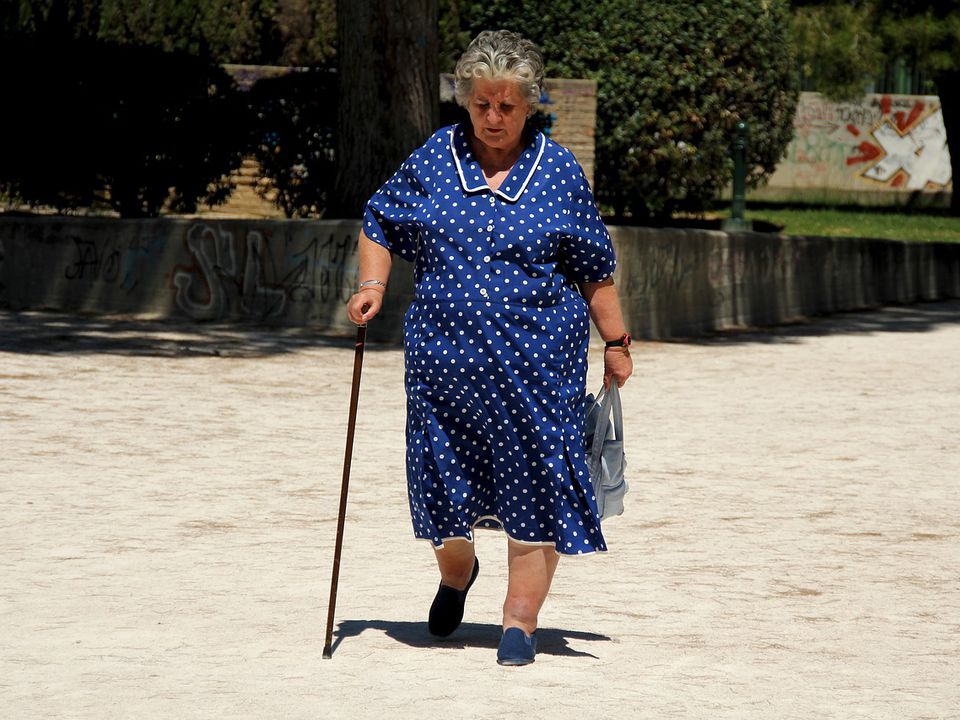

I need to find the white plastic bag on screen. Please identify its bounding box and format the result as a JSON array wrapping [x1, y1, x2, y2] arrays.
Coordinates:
[[584, 382, 628, 520]]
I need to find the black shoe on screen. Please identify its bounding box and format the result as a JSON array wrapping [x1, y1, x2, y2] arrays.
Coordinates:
[[428, 557, 480, 637]]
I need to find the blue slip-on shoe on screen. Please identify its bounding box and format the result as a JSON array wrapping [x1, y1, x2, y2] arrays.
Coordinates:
[[428, 557, 479, 637], [496, 627, 537, 666]]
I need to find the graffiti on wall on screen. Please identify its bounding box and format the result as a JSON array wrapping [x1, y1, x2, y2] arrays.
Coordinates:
[[62, 234, 162, 294], [65, 237, 121, 283], [173, 225, 284, 319], [171, 223, 356, 321], [772, 92, 952, 194], [846, 96, 951, 190], [50, 221, 359, 321], [624, 241, 694, 299]]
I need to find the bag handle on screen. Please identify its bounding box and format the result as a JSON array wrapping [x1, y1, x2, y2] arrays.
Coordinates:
[[608, 382, 623, 443], [590, 386, 607, 464], [589, 383, 621, 475]]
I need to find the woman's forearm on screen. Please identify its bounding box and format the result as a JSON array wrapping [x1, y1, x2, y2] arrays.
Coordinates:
[[580, 278, 628, 341], [346, 230, 394, 325], [358, 230, 393, 287]]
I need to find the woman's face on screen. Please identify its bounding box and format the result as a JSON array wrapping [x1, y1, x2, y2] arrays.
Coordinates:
[[467, 78, 530, 154]]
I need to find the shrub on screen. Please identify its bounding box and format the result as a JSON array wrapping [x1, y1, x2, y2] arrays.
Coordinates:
[[245, 69, 338, 218], [0, 33, 244, 217], [463, 0, 799, 219]]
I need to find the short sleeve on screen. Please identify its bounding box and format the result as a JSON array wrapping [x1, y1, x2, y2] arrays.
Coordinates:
[[557, 162, 616, 284], [362, 161, 424, 263]]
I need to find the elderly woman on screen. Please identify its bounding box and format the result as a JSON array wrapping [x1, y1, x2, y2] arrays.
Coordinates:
[[346, 30, 632, 666]]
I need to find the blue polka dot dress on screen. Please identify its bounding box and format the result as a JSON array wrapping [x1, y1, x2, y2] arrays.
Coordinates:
[[363, 123, 617, 555]]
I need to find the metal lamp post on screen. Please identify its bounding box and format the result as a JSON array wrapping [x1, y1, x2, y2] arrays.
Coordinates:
[[722, 121, 753, 232]]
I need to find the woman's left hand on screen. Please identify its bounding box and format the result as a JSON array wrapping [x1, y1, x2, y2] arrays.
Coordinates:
[[603, 347, 633, 389]]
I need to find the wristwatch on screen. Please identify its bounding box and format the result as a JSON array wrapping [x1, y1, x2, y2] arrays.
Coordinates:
[[604, 333, 632, 348]]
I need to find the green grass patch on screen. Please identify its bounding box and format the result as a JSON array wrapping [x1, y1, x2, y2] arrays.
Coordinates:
[[740, 206, 960, 243]]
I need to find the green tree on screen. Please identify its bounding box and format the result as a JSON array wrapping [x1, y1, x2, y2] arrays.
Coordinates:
[[459, 0, 799, 220], [2, 1, 339, 66], [246, 69, 337, 217], [790, 0, 960, 214], [438, 0, 473, 73], [790, 2, 884, 99], [1, 1, 340, 218], [0, 35, 243, 217], [273, 0, 337, 66], [98, 0, 283, 64], [1, 0, 102, 37]]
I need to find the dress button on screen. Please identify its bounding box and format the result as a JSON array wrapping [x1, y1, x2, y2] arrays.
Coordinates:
[[479, 288, 489, 298]]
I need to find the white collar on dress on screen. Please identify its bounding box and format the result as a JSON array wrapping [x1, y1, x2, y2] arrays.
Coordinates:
[[449, 123, 545, 202]]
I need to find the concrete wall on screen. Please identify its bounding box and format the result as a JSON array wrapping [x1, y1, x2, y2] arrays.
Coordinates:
[[0, 217, 409, 342], [757, 92, 952, 205], [2, 217, 959, 342], [611, 226, 960, 338]]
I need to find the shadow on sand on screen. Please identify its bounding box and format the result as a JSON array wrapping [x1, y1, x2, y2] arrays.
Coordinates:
[[2, 300, 959, 356], [328, 619, 610, 659], [678, 299, 960, 346], [0, 310, 397, 357]]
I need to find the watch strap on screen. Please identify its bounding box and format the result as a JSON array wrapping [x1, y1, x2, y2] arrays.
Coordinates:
[[604, 333, 632, 348]]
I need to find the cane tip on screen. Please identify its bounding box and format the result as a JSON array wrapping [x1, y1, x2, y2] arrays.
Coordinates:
[[322, 646, 333, 659]]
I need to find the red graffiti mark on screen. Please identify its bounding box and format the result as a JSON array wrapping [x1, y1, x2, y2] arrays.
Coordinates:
[[880, 95, 892, 115], [847, 124, 861, 137], [847, 141, 882, 166], [891, 171, 907, 188], [897, 101, 926, 132]]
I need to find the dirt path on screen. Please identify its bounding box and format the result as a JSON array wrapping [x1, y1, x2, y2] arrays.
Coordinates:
[[2, 303, 958, 719]]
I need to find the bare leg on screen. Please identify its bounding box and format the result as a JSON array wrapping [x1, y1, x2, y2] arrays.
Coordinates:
[[433, 538, 476, 590], [428, 538, 479, 637], [502, 541, 560, 635]]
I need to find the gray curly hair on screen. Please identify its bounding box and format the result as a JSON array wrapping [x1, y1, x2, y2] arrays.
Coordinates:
[[454, 30, 544, 112]]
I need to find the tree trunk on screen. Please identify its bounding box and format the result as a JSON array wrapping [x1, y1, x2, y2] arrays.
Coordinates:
[[331, 0, 438, 218], [937, 71, 960, 216]]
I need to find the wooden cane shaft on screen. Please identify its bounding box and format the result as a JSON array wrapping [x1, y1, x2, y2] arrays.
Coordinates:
[[322, 323, 367, 658]]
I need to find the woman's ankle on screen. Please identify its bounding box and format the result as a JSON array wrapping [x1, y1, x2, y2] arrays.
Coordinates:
[[502, 603, 539, 635]]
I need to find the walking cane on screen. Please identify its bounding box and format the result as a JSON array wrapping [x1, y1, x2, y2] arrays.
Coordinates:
[[322, 319, 368, 659]]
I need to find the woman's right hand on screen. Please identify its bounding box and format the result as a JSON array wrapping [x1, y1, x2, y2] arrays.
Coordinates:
[[346, 288, 385, 325]]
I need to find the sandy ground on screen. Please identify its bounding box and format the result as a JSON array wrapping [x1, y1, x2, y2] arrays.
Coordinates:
[[2, 303, 959, 720]]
